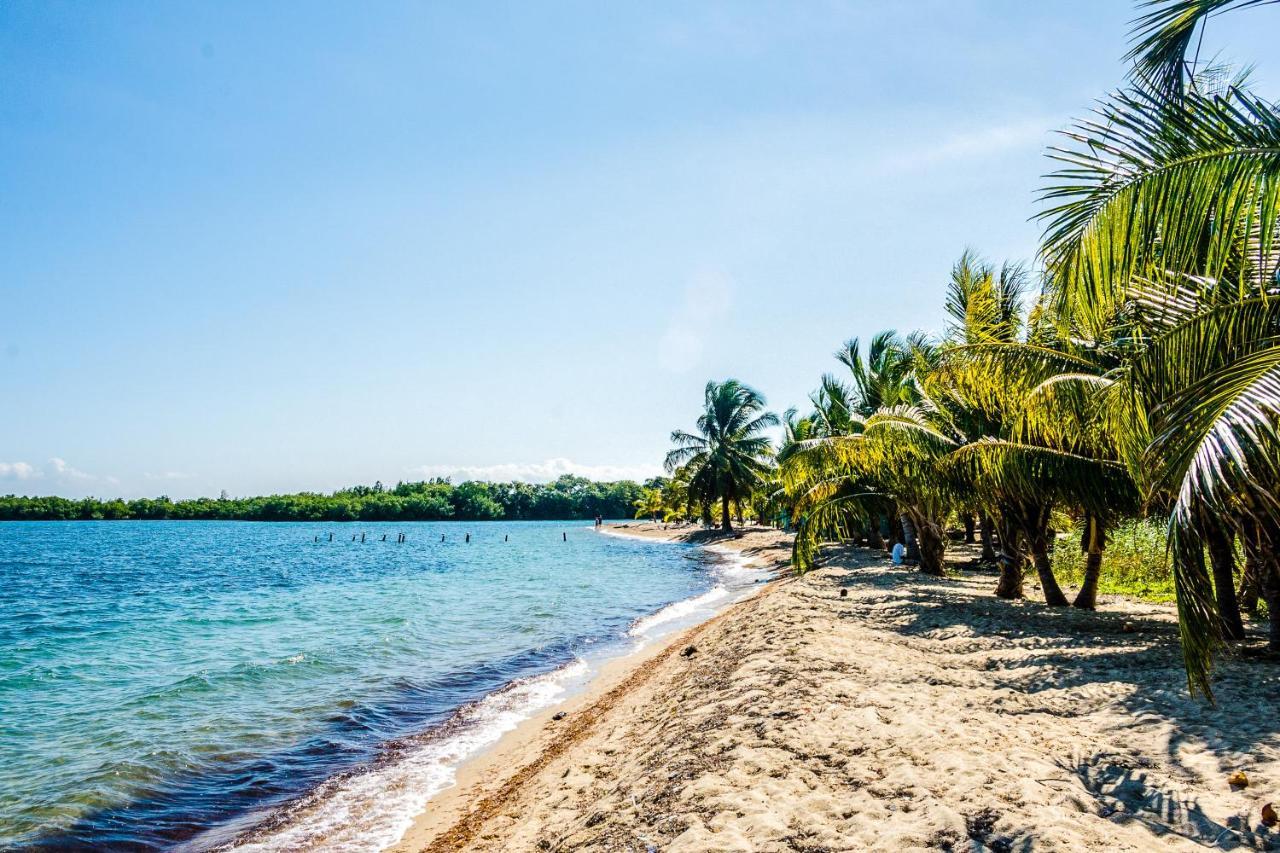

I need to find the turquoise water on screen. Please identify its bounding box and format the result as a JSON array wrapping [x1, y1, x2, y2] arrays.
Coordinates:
[[0, 521, 750, 850]]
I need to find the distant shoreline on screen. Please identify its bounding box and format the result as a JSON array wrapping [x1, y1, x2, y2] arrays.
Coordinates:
[[0, 475, 651, 522]]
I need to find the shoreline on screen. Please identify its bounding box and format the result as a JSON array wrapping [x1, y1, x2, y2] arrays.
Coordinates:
[[389, 524, 793, 852]]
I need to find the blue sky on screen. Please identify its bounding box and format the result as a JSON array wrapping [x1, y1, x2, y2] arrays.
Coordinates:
[[2, 1, 1275, 498]]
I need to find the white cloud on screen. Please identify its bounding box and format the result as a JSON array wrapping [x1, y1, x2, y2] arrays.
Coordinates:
[[0, 461, 38, 480], [49, 457, 94, 481], [408, 457, 663, 484], [658, 268, 734, 373], [144, 471, 191, 481]]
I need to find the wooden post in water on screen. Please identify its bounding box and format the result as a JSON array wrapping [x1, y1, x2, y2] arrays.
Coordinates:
[[563, 531, 567, 542]]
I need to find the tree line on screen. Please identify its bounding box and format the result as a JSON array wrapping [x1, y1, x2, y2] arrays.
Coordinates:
[[0, 475, 648, 522], [655, 0, 1280, 698]]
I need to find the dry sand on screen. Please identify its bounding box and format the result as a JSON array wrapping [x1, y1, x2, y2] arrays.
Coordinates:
[[394, 524, 1280, 852]]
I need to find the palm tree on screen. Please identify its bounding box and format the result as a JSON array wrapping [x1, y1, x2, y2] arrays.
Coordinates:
[[1039, 0, 1280, 694], [633, 487, 664, 522], [665, 380, 778, 532], [836, 330, 927, 416]]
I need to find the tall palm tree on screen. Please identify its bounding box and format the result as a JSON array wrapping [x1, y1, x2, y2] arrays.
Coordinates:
[[665, 380, 778, 532]]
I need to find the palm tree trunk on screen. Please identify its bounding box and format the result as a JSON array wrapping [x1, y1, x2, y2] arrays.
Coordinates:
[[720, 494, 732, 532], [916, 518, 946, 577], [890, 515, 905, 550], [1265, 563, 1280, 652], [979, 515, 997, 562], [994, 514, 1024, 599], [1239, 519, 1263, 616], [1204, 521, 1245, 641], [1031, 539, 1069, 607], [962, 513, 976, 544], [900, 514, 919, 563], [1072, 515, 1105, 610]]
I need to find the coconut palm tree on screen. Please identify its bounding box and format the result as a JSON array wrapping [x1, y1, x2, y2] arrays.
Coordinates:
[[665, 380, 778, 533], [1039, 0, 1280, 693]]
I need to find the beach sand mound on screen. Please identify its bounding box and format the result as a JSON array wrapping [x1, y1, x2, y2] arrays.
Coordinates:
[[408, 530, 1280, 852]]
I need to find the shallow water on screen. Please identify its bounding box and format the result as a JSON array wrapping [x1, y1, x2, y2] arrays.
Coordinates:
[[0, 521, 755, 851]]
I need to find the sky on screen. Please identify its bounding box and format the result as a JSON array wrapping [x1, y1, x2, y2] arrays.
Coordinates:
[[2, 1, 1276, 499]]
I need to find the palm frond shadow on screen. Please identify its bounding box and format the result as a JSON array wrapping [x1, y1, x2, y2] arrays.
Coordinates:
[[1061, 753, 1271, 850]]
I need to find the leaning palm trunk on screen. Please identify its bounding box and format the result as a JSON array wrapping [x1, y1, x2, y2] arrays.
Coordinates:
[[1014, 502, 1068, 606], [1071, 514, 1106, 610], [994, 514, 1024, 599], [720, 494, 732, 532]]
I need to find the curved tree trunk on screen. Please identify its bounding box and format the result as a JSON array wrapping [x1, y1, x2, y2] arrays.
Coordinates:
[[994, 514, 1024, 599], [1072, 515, 1105, 610], [915, 517, 947, 577], [720, 494, 732, 532], [979, 515, 997, 562], [1204, 521, 1245, 641], [1031, 539, 1069, 607]]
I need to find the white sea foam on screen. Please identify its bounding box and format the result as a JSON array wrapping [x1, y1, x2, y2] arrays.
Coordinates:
[[627, 584, 732, 637], [213, 659, 588, 853]]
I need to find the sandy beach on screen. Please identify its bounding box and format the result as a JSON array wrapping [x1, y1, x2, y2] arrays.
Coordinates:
[[393, 524, 1280, 852]]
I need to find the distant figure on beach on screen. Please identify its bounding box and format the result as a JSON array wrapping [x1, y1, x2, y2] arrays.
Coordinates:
[[891, 541, 905, 565], [594, 514, 602, 527], [465, 532, 471, 543]]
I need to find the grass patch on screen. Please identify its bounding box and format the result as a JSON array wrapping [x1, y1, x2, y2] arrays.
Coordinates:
[[1052, 519, 1176, 603]]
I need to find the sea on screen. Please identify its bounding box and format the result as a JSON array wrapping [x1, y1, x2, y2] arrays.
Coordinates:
[[0, 520, 766, 851]]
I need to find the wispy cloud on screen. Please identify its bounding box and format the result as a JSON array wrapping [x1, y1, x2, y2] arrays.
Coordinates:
[[408, 457, 662, 484]]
